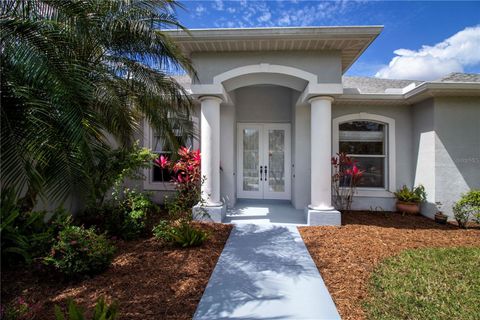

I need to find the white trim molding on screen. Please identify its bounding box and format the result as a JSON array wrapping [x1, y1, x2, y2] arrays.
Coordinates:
[[332, 113, 396, 197], [142, 120, 176, 191], [213, 63, 318, 85]]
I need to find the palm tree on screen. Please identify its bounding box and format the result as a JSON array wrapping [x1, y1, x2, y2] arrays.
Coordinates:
[[1, 0, 195, 210]]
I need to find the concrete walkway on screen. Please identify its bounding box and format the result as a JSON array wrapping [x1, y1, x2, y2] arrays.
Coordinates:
[[193, 224, 341, 320]]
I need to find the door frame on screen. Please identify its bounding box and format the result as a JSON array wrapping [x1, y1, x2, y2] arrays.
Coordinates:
[[236, 123, 291, 200]]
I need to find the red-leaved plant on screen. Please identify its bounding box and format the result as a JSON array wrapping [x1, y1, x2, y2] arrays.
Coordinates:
[[331, 152, 364, 211], [154, 147, 202, 219]]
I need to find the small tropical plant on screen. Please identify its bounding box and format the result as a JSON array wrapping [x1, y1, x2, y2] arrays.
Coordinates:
[[1, 188, 71, 265], [0, 297, 41, 320], [44, 225, 115, 277], [453, 190, 480, 229], [54, 298, 118, 320], [331, 153, 364, 211], [153, 221, 209, 248], [394, 185, 427, 203], [155, 147, 202, 219]]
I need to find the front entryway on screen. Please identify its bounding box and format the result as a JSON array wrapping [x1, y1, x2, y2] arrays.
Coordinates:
[[237, 123, 291, 200]]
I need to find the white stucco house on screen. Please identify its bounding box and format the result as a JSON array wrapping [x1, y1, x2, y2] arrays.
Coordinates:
[[142, 26, 480, 225]]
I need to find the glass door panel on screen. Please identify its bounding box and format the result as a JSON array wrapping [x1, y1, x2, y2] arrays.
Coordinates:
[[263, 124, 291, 200], [242, 128, 260, 192], [267, 129, 285, 192], [237, 124, 264, 199]]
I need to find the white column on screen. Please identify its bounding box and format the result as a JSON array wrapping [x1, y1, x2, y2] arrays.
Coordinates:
[[199, 96, 223, 206], [309, 96, 335, 210]]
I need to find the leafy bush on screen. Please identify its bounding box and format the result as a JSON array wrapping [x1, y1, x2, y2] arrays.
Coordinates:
[[0, 297, 41, 320], [453, 190, 480, 229], [44, 225, 115, 277], [54, 298, 118, 320], [394, 185, 427, 203], [152, 220, 174, 242], [154, 147, 201, 219], [79, 189, 157, 240], [1, 189, 71, 265], [84, 127, 159, 208], [153, 221, 209, 247]]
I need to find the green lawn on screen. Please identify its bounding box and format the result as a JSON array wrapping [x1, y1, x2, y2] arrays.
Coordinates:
[[365, 247, 480, 320]]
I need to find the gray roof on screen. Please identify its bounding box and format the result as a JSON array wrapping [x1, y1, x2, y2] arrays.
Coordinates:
[[435, 72, 480, 83], [341, 76, 421, 94]]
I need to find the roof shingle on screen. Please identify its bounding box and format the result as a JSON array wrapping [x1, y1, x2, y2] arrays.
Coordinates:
[[435, 72, 480, 83]]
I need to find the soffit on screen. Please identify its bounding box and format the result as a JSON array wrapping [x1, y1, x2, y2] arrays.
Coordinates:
[[165, 26, 383, 73]]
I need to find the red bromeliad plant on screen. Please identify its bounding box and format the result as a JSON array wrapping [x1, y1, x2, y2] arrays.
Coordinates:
[[331, 152, 364, 211], [154, 147, 202, 218]]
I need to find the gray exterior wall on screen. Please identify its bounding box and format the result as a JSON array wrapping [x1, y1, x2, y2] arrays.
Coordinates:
[[191, 51, 342, 84], [292, 101, 311, 209], [235, 86, 293, 123], [412, 97, 480, 219], [220, 100, 236, 207], [412, 97, 480, 218], [434, 97, 480, 218], [412, 99, 437, 217]]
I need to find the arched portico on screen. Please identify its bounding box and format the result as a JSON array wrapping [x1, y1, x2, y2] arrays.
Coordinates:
[[193, 63, 342, 225]]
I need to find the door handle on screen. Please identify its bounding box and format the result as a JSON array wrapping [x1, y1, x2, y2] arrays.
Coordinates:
[[260, 166, 263, 181], [264, 166, 268, 180]]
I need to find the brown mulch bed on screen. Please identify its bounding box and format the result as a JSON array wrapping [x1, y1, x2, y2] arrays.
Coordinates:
[[1, 222, 232, 319], [299, 211, 480, 320]]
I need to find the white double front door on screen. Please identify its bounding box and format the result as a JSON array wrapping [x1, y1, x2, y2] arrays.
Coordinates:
[[237, 123, 291, 200]]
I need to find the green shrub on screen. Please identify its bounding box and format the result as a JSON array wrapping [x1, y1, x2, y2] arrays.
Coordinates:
[[86, 142, 157, 208], [118, 189, 155, 238], [153, 221, 209, 247], [152, 220, 174, 242], [54, 298, 118, 320], [453, 190, 480, 228], [393, 185, 427, 203], [44, 225, 115, 277], [1, 189, 71, 265], [78, 189, 156, 240]]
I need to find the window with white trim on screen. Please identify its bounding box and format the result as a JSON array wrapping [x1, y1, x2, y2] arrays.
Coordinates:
[[339, 121, 386, 188], [143, 117, 198, 190], [333, 113, 396, 194], [151, 132, 191, 183]]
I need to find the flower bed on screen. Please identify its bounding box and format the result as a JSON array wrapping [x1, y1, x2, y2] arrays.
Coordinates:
[[299, 211, 480, 320], [1, 222, 232, 319]]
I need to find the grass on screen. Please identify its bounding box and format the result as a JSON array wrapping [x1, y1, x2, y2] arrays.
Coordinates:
[[365, 247, 480, 320]]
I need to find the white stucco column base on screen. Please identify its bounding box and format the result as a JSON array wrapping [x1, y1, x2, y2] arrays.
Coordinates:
[[305, 208, 341, 226], [305, 96, 340, 226], [193, 203, 227, 223]]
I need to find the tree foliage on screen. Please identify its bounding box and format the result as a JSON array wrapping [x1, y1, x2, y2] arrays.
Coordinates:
[[1, 0, 195, 208]]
